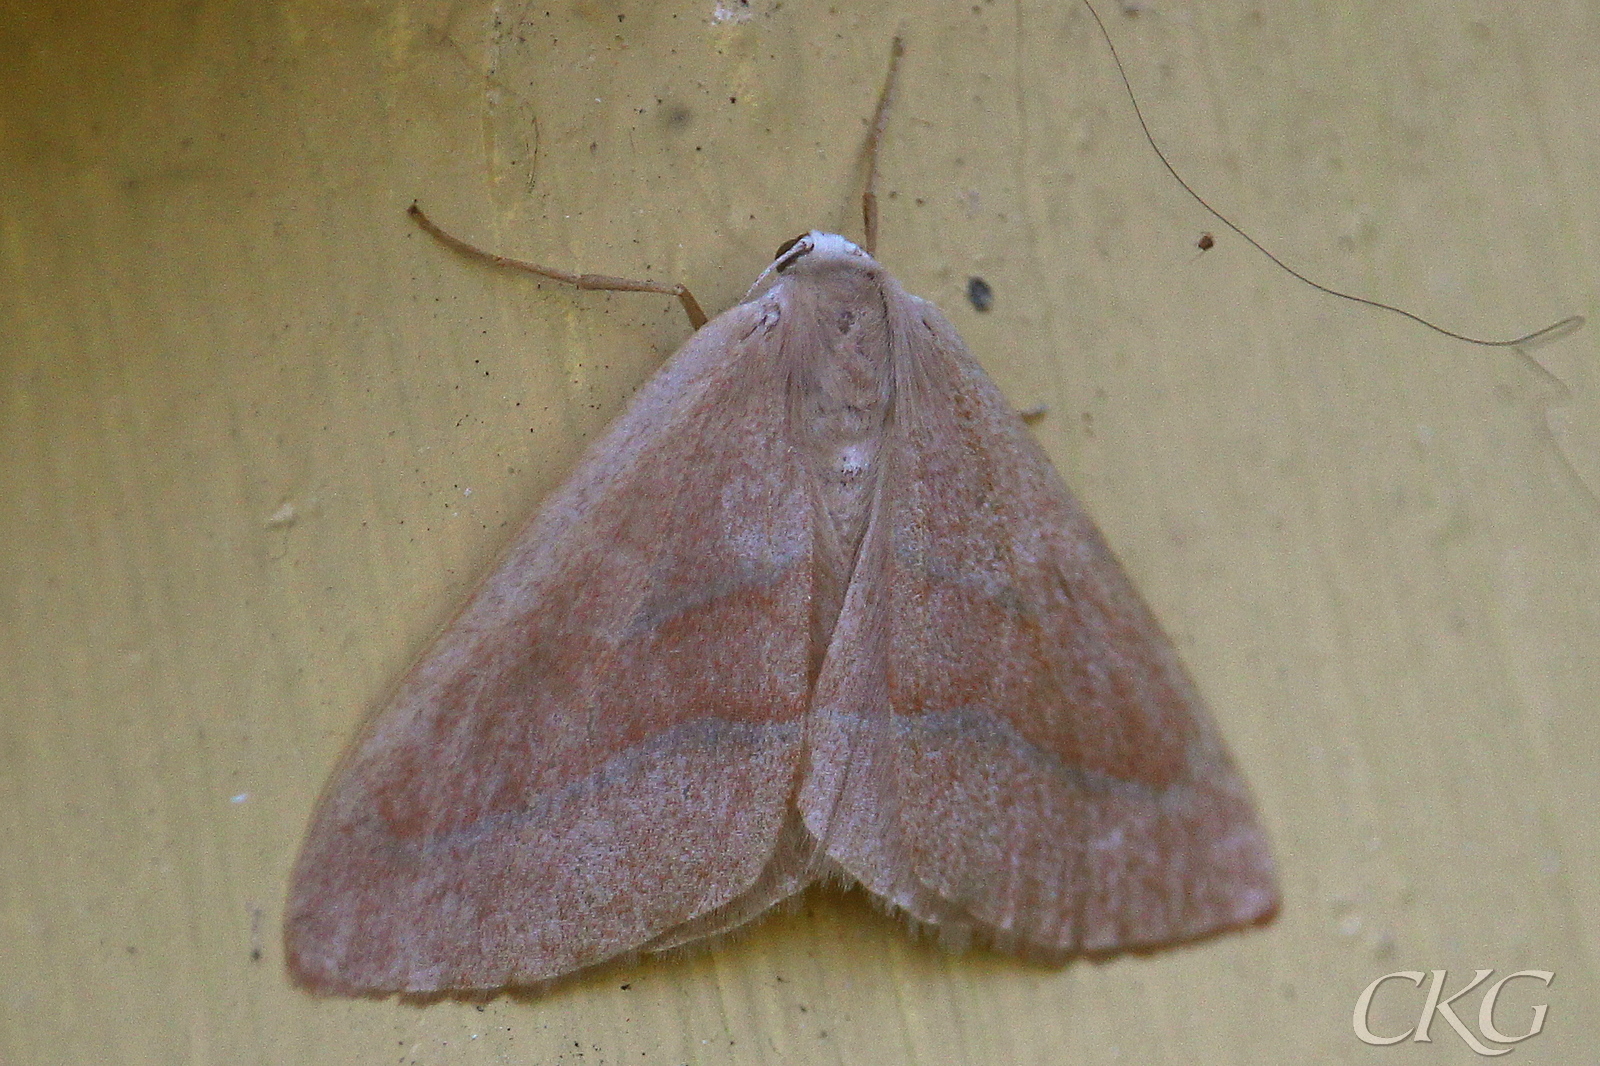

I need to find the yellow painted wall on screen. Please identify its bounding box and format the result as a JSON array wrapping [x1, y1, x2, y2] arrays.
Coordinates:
[[2, 0, 1595, 1062]]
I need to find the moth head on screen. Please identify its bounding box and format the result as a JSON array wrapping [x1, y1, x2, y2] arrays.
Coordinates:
[[771, 231, 872, 273], [747, 231, 876, 300]]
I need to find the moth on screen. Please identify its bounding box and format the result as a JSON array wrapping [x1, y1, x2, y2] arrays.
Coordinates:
[[285, 39, 1278, 997]]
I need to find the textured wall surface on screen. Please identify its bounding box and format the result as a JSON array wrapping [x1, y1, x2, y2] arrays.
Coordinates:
[[2, 0, 1595, 1062]]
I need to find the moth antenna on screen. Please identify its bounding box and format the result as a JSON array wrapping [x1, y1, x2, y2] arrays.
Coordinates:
[[408, 203, 709, 330], [1079, 0, 1583, 350], [861, 35, 906, 258]]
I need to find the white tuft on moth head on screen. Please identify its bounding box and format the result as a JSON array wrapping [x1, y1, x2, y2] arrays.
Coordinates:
[[746, 231, 877, 300]]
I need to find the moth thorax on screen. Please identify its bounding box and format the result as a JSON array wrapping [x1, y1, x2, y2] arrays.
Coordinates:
[[785, 271, 894, 563]]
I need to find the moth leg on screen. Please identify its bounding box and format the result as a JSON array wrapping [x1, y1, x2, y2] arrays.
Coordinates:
[[408, 203, 709, 329]]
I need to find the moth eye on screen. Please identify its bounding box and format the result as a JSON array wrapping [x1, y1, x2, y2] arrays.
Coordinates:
[[772, 234, 811, 273]]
